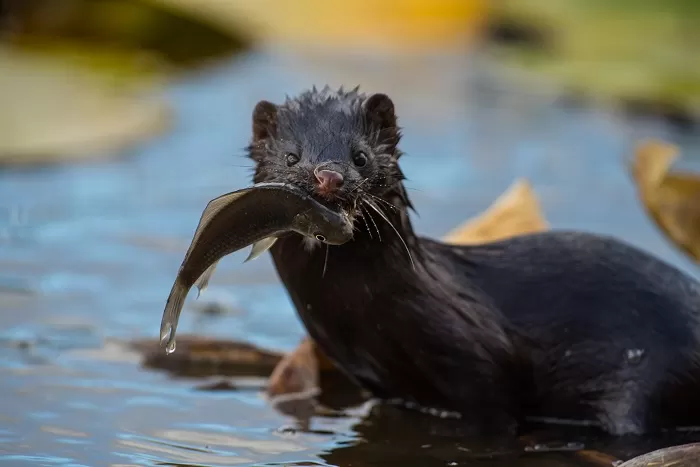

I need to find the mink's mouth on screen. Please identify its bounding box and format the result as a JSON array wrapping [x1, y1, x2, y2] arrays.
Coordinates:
[[292, 189, 356, 246], [306, 190, 358, 218]]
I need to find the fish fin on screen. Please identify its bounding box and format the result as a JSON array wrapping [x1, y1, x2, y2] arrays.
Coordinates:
[[194, 261, 218, 298], [244, 237, 277, 263]]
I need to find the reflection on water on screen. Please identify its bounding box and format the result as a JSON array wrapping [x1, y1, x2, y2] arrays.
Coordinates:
[[0, 47, 699, 466]]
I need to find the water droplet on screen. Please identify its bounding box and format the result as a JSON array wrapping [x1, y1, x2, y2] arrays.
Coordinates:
[[166, 339, 176, 354], [626, 348, 645, 364]]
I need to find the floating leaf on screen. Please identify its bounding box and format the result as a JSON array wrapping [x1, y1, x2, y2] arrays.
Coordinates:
[[629, 140, 700, 263], [618, 442, 700, 467], [266, 178, 549, 399], [0, 45, 170, 165]]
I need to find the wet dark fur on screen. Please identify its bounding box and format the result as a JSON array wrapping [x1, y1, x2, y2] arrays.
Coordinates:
[[246, 86, 700, 436]]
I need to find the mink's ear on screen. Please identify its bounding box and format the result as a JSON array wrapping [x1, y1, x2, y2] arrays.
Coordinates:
[[363, 93, 396, 130], [363, 93, 399, 149], [252, 100, 278, 141]]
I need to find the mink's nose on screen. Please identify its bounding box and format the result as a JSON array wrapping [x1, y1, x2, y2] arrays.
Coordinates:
[[314, 169, 344, 194]]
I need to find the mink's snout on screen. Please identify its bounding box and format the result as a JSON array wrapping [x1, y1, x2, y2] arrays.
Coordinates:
[[313, 167, 344, 198]]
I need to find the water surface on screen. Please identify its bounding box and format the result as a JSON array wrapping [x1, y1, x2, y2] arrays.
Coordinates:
[[1, 48, 699, 466]]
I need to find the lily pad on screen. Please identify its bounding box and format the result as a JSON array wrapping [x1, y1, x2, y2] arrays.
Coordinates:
[[0, 45, 170, 165], [3, 0, 249, 69], [487, 0, 700, 123]]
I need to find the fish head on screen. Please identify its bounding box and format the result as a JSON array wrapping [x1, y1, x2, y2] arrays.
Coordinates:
[[247, 87, 405, 223], [292, 204, 355, 246]]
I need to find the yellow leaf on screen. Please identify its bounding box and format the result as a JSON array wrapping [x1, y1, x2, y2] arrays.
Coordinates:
[[146, 0, 488, 54], [443, 178, 549, 245], [630, 140, 700, 263]]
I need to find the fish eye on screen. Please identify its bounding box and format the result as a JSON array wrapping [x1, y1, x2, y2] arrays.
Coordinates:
[[315, 233, 326, 242], [285, 152, 300, 167], [353, 151, 368, 167]]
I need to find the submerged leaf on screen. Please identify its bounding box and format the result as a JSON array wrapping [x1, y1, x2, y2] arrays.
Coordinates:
[[630, 140, 700, 263], [0, 46, 170, 165], [266, 337, 320, 400], [266, 178, 549, 399]]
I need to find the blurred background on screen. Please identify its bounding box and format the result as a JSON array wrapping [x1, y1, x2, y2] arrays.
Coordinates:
[[0, 1, 699, 466]]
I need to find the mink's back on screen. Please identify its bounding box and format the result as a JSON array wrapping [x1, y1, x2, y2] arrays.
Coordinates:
[[436, 230, 700, 337], [425, 230, 700, 429]]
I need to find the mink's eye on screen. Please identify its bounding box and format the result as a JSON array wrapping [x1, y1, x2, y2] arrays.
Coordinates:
[[353, 151, 368, 167], [285, 152, 300, 167]]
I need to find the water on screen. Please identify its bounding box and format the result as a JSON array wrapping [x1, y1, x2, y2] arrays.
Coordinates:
[[1, 47, 699, 466]]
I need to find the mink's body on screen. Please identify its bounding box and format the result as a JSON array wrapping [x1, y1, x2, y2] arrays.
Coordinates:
[[246, 86, 700, 435]]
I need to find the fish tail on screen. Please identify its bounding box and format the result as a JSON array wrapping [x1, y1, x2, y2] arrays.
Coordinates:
[[160, 277, 188, 353]]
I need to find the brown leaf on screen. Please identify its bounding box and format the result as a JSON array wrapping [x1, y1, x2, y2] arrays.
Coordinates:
[[266, 178, 549, 399], [131, 335, 283, 378], [618, 442, 700, 467], [630, 139, 700, 263]]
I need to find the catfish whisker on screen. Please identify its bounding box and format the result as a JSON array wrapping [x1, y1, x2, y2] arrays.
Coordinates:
[[361, 200, 382, 242], [322, 243, 330, 278], [360, 190, 399, 211], [359, 205, 374, 240], [363, 199, 414, 270], [351, 178, 370, 193]]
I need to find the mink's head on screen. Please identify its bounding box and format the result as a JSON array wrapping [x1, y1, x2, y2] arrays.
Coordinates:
[[246, 86, 407, 217]]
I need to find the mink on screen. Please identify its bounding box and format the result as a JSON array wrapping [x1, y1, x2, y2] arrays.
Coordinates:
[[246, 85, 700, 436]]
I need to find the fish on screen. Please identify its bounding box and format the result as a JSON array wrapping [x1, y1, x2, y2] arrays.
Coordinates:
[[192, 236, 276, 298], [159, 182, 354, 354]]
